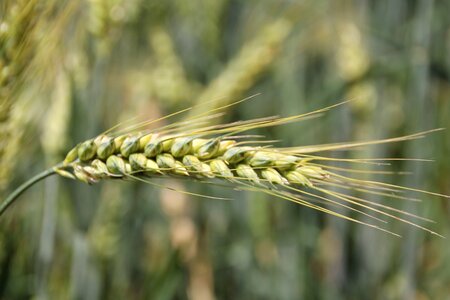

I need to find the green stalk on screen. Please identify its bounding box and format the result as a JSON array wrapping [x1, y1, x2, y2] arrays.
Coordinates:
[[0, 166, 60, 217]]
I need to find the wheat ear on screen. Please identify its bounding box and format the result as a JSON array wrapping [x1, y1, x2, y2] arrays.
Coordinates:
[[1, 102, 448, 236]]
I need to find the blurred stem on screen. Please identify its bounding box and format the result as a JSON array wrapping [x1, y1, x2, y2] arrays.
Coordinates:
[[0, 165, 62, 217]]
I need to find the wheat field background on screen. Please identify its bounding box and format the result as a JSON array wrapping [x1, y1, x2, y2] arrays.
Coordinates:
[[1, 0, 449, 299]]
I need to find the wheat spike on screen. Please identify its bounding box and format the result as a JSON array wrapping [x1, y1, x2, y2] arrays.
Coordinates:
[[0, 0, 40, 190], [1, 101, 448, 236]]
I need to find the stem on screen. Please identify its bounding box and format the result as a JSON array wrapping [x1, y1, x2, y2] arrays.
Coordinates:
[[0, 166, 60, 217]]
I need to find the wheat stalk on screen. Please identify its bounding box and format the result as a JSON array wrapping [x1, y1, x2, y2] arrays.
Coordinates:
[[1, 100, 448, 236]]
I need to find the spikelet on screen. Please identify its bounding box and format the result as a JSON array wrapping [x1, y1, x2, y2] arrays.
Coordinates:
[[2, 100, 449, 237]]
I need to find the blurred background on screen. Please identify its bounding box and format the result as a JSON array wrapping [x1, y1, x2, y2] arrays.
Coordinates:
[[1, 0, 449, 299]]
